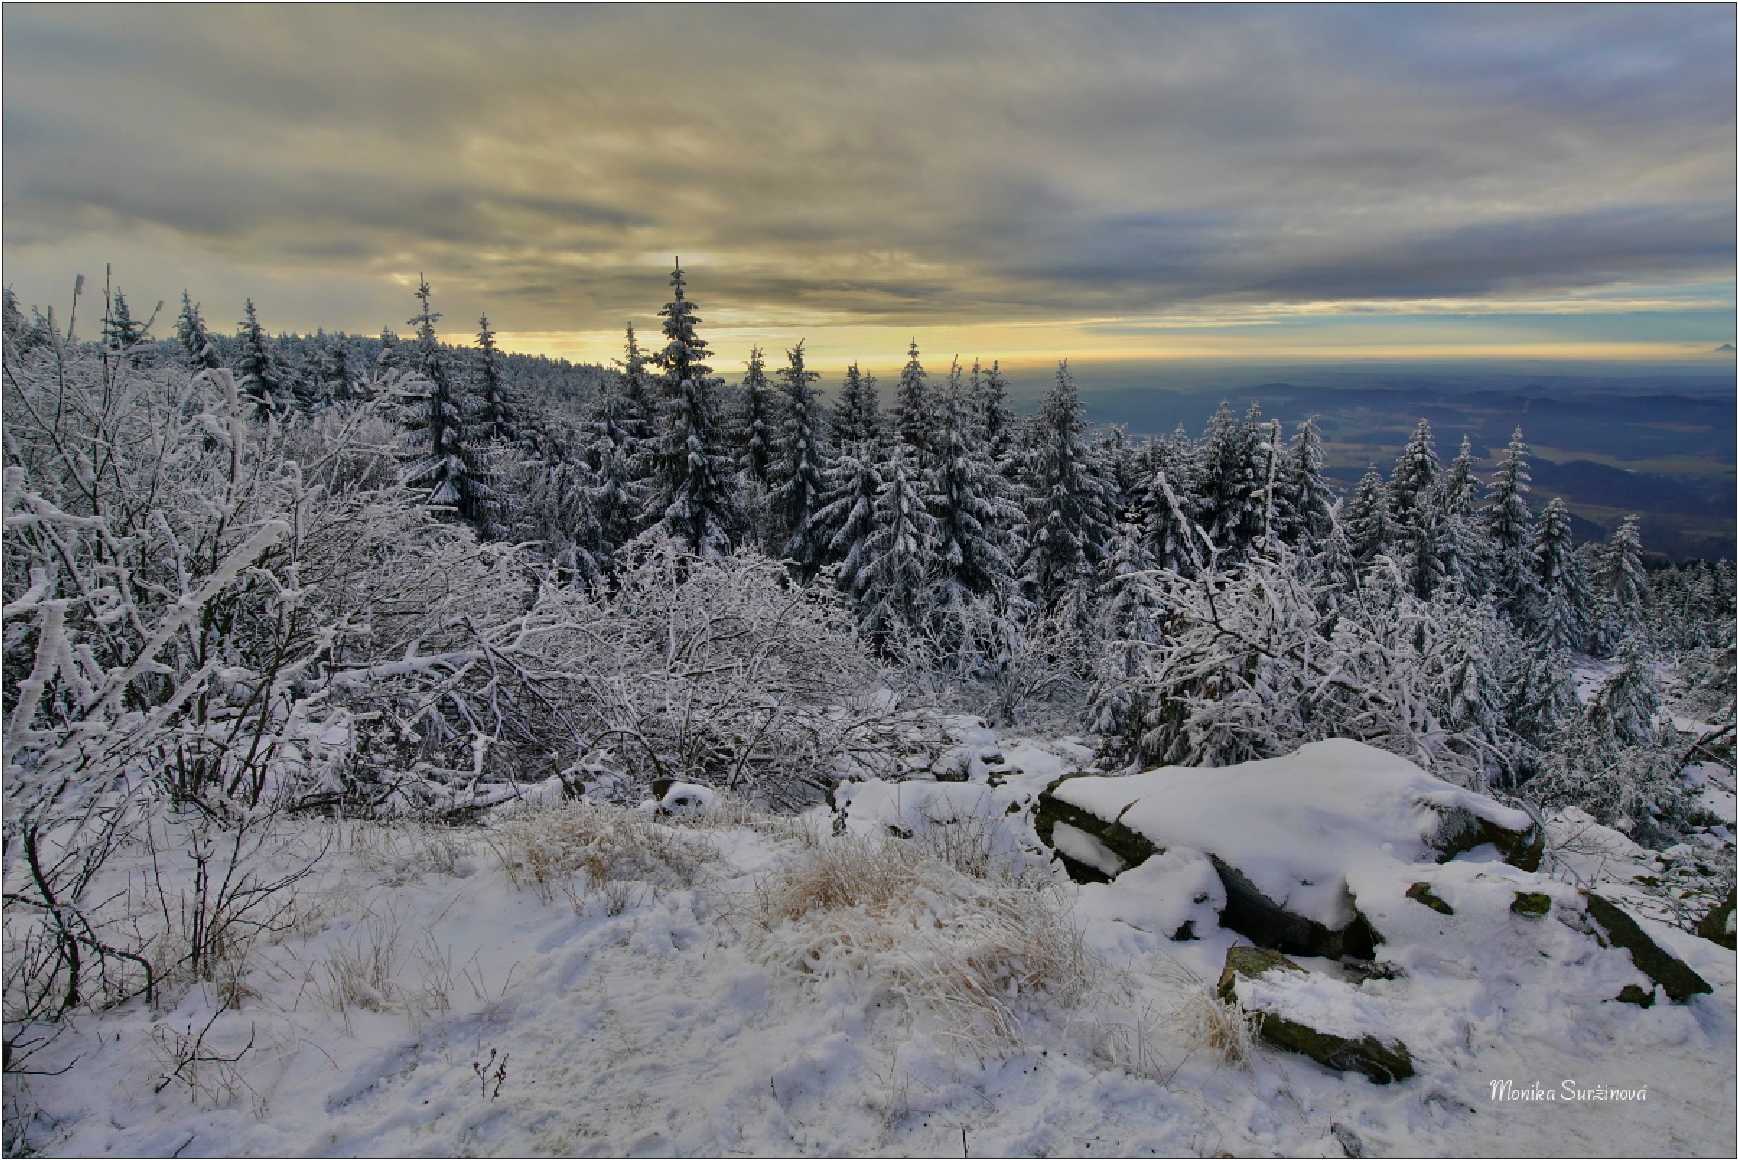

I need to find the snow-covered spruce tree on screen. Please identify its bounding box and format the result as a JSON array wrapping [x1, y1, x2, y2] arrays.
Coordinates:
[[893, 339, 933, 464], [1099, 425, 1145, 523], [616, 321, 658, 444], [1431, 594, 1510, 781], [101, 287, 146, 356], [1440, 433, 1479, 516], [646, 260, 738, 558], [1528, 638, 1688, 839], [376, 325, 402, 372], [773, 340, 832, 574], [1595, 513, 1648, 632], [2, 286, 25, 346], [736, 345, 777, 489], [1278, 417, 1336, 544], [1141, 463, 1203, 576], [1588, 635, 1663, 747], [1387, 417, 1440, 533], [319, 337, 354, 402], [401, 277, 490, 529], [814, 446, 884, 599], [1399, 506, 1448, 600], [584, 379, 650, 568], [472, 314, 518, 446], [927, 381, 1017, 615], [175, 291, 222, 371], [1194, 402, 1260, 556], [1531, 496, 1590, 652], [236, 298, 290, 419], [1432, 434, 1491, 595], [1482, 425, 1540, 619], [1088, 522, 1165, 765], [1021, 361, 1113, 612], [1344, 465, 1392, 562], [979, 360, 1017, 468], [1485, 426, 1533, 553], [1525, 719, 1688, 844], [830, 361, 881, 450], [509, 438, 606, 586], [1499, 637, 1578, 774], [853, 449, 939, 647]]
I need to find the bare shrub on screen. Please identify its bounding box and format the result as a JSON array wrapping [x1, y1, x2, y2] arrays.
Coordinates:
[[145, 809, 322, 999], [149, 1005, 258, 1109]]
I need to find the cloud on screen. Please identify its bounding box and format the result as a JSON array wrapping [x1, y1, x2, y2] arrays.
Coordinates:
[[2, 4, 1731, 358]]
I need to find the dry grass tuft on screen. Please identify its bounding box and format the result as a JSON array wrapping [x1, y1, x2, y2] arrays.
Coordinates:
[[753, 834, 918, 925], [486, 801, 718, 902], [750, 833, 1097, 1052], [319, 915, 402, 1017]]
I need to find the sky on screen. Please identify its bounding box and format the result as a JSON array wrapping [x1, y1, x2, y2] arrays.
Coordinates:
[[3, 4, 1734, 372]]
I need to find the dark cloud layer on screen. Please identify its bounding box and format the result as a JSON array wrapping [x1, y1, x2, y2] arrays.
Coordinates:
[[2, 4, 1732, 355]]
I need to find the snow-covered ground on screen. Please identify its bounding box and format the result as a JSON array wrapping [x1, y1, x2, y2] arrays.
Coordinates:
[[8, 724, 1735, 1158]]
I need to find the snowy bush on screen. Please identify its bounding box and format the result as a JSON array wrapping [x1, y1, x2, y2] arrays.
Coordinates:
[[1108, 547, 1519, 786]]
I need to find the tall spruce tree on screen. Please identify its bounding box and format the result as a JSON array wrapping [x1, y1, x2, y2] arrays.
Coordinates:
[[894, 339, 933, 463], [1387, 418, 1440, 531], [1089, 522, 1165, 763], [1279, 418, 1336, 544], [1531, 496, 1590, 652], [1196, 402, 1259, 555], [815, 447, 884, 593], [236, 298, 289, 419], [175, 291, 222, 371], [1142, 465, 1202, 575], [1440, 434, 1480, 516], [1021, 361, 1113, 610], [473, 314, 517, 445], [980, 360, 1016, 467], [1596, 513, 1648, 618], [402, 278, 489, 529], [647, 259, 737, 557], [1588, 635, 1661, 746], [737, 345, 776, 487], [854, 449, 939, 644], [1344, 465, 1393, 562], [773, 340, 831, 573], [928, 384, 1016, 607], [617, 322, 657, 442], [1485, 426, 1534, 555], [831, 361, 881, 450], [102, 288, 145, 354]]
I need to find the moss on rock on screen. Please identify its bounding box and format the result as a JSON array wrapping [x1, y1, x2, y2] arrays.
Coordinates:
[[1216, 946, 1414, 1084], [1585, 893, 1712, 1004], [1406, 882, 1454, 915]]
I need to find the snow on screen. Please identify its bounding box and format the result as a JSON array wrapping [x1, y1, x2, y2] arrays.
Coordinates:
[[9, 726, 1734, 1159], [1052, 739, 1535, 929]]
